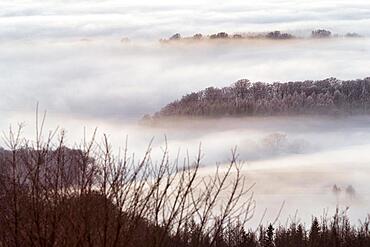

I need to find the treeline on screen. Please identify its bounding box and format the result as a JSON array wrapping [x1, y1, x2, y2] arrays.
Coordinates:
[[151, 77, 370, 118], [0, 125, 369, 246], [0, 124, 252, 247], [160, 29, 361, 43]]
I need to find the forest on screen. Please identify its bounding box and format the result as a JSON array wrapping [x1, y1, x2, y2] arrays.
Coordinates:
[[0, 125, 369, 247], [151, 77, 370, 119]]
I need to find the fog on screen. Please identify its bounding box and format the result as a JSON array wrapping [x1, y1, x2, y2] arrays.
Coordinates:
[[2, 113, 370, 226], [1, 0, 370, 226], [2, 0, 370, 40], [2, 0, 370, 120], [1, 39, 370, 120]]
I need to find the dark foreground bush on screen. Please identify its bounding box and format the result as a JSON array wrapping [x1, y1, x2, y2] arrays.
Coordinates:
[[0, 123, 369, 247]]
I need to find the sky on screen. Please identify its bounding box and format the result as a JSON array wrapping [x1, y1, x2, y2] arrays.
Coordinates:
[[1, 0, 370, 40]]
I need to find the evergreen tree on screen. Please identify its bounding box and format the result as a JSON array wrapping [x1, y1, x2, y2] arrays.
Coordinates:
[[309, 217, 321, 247]]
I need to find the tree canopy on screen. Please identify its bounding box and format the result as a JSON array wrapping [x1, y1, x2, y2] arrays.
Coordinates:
[[153, 77, 370, 118]]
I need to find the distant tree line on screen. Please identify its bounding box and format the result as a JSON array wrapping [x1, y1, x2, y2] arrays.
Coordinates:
[[151, 77, 370, 118], [160, 29, 361, 43]]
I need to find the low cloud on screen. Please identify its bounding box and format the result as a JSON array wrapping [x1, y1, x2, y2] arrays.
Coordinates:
[[1, 39, 370, 120]]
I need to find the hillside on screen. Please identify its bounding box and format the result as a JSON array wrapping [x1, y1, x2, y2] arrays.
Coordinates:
[[150, 77, 370, 119], [1, 135, 369, 247]]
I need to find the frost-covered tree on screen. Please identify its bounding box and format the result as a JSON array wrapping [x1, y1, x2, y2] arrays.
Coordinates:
[[152, 77, 370, 118]]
